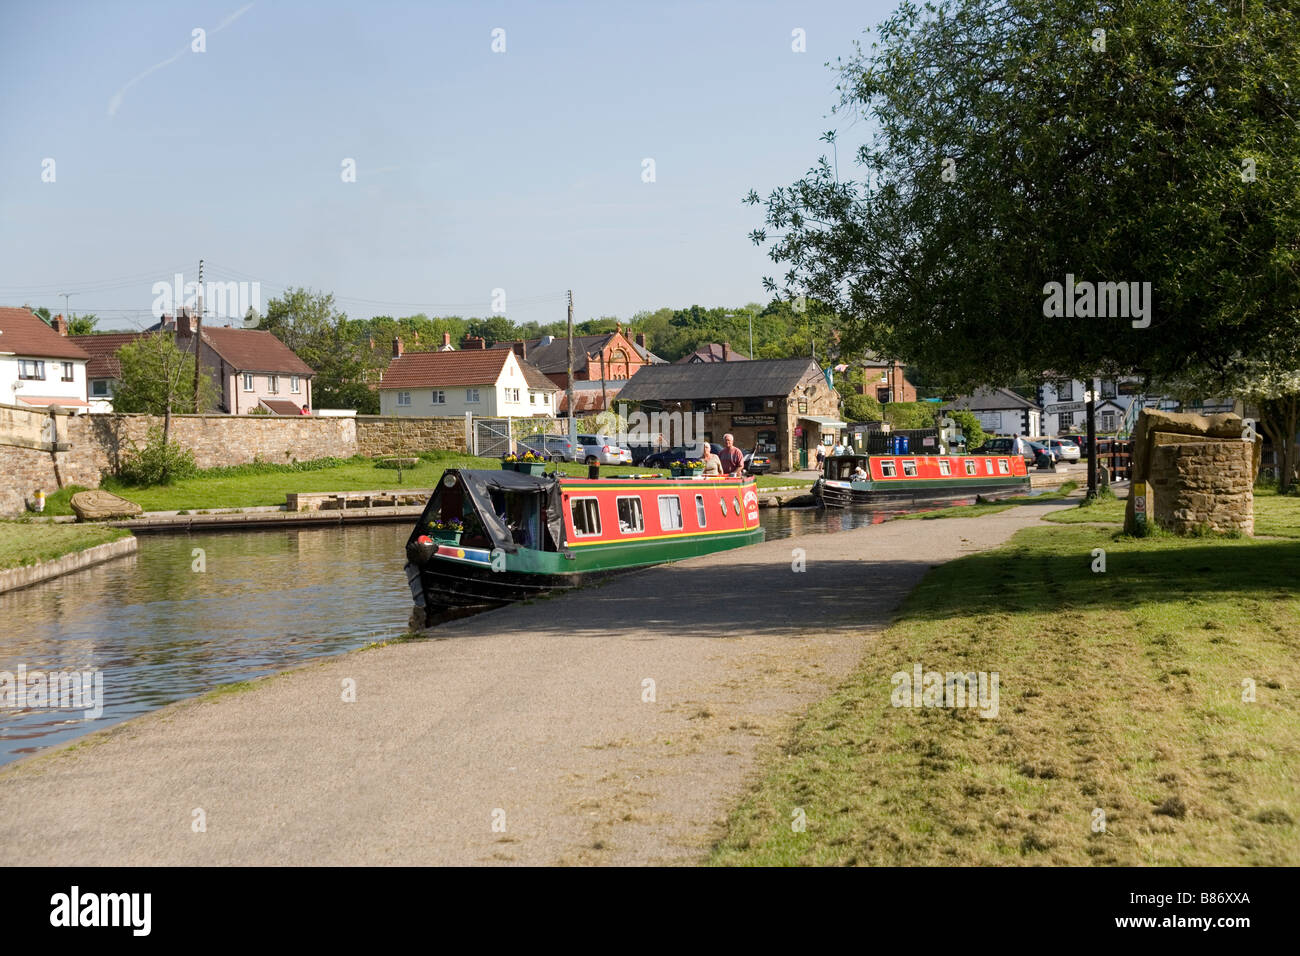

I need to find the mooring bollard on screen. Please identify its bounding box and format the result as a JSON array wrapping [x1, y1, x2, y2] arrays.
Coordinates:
[[588, 463, 600, 479]]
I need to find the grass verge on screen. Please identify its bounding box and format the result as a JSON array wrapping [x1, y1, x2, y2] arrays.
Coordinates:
[[899, 481, 1080, 521], [711, 523, 1299, 865], [0, 522, 132, 570]]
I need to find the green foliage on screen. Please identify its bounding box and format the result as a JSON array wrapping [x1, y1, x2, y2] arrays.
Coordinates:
[[67, 314, 98, 335], [262, 288, 378, 412], [947, 410, 986, 452], [882, 402, 939, 430], [116, 427, 198, 486], [747, 0, 1300, 392], [112, 335, 217, 414]]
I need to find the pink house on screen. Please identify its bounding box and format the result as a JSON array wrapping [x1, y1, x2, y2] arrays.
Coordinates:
[[169, 316, 315, 414]]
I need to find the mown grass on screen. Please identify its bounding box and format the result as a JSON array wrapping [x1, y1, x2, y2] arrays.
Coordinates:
[[899, 481, 1080, 521], [0, 522, 132, 570], [1043, 486, 1300, 538], [711, 524, 1300, 865], [38, 450, 810, 514]]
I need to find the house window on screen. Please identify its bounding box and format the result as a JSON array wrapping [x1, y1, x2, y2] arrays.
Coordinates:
[[431, 390, 445, 405], [90, 379, 111, 397], [880, 461, 897, 477], [965, 460, 977, 475], [695, 494, 707, 528], [1060, 412, 1074, 429], [616, 496, 644, 534], [658, 495, 683, 531], [938, 459, 951, 476], [268, 375, 279, 394], [1100, 380, 1117, 399], [998, 459, 1010, 474], [243, 373, 254, 391], [1101, 411, 1117, 431], [18, 360, 45, 380], [506, 388, 520, 403], [743, 399, 763, 413], [570, 497, 602, 537], [61, 362, 74, 382], [901, 460, 918, 477], [529, 391, 536, 405], [291, 376, 301, 393], [877, 387, 891, 403], [397, 391, 411, 407], [1052, 380, 1073, 401], [466, 388, 480, 403]]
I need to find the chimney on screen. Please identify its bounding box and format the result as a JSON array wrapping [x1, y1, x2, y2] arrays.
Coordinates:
[[392, 337, 403, 358], [177, 313, 193, 336], [461, 335, 485, 350], [53, 314, 67, 336], [635, 332, 646, 349], [512, 339, 527, 359], [722, 341, 731, 362], [442, 332, 452, 348]]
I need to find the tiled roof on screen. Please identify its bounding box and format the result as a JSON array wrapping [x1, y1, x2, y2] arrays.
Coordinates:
[[378, 348, 510, 389], [675, 343, 751, 364], [68, 332, 146, 380], [259, 399, 306, 415], [198, 326, 314, 375], [946, 387, 1042, 412], [518, 358, 560, 391], [619, 357, 821, 401], [0, 307, 92, 360]]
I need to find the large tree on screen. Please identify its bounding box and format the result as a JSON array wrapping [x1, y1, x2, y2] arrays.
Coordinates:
[[746, 0, 1300, 395], [113, 335, 217, 442], [262, 288, 377, 412]]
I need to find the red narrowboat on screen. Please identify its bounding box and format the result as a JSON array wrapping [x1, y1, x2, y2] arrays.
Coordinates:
[[813, 453, 1031, 507]]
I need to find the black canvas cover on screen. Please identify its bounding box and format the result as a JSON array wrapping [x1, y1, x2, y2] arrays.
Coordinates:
[[453, 469, 565, 553]]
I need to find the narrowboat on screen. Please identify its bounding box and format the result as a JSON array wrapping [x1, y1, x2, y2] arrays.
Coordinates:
[[404, 469, 764, 617], [813, 452, 1030, 507]]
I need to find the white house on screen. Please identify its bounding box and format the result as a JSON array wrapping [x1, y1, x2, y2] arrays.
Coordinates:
[[945, 386, 1041, 437], [377, 338, 559, 417], [1037, 376, 1241, 436], [0, 308, 90, 412]]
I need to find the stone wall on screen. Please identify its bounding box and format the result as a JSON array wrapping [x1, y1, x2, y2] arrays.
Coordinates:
[[1149, 436, 1254, 535], [0, 406, 101, 516], [356, 416, 470, 457]]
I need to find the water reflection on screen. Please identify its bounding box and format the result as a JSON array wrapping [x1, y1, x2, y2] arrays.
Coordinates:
[[0, 524, 412, 766]]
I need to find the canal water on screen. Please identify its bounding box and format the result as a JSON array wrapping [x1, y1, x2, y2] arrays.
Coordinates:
[[0, 505, 930, 766]]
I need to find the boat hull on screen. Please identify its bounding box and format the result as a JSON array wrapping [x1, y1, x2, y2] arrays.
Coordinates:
[[814, 477, 1030, 508]]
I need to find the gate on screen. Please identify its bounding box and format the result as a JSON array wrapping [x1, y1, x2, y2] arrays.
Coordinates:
[[472, 417, 513, 458]]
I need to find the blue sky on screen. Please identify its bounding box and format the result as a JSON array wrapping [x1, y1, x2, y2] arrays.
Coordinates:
[[0, 0, 892, 330]]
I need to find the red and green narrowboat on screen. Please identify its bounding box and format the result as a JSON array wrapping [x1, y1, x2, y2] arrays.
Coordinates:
[[813, 453, 1030, 507], [404, 469, 764, 615]]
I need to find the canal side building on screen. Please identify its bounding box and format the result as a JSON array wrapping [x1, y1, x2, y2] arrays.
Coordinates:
[[378, 338, 559, 418], [617, 357, 844, 471], [0, 307, 91, 413]]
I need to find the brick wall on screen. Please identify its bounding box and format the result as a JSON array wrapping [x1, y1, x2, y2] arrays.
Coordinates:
[[1149, 435, 1254, 535], [355, 416, 469, 457]]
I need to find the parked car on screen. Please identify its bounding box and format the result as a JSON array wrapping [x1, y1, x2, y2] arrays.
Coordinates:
[[744, 447, 773, 474], [1042, 438, 1080, 462], [576, 434, 632, 465], [626, 442, 659, 466], [976, 436, 1036, 464], [642, 443, 722, 469], [518, 434, 579, 462], [1026, 440, 1061, 465]]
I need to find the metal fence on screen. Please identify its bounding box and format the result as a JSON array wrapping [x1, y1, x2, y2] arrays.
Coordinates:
[[472, 417, 513, 458]]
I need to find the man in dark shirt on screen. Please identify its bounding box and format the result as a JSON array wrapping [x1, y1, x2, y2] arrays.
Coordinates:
[[719, 433, 745, 476]]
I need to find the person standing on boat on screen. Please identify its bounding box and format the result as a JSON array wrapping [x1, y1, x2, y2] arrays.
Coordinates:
[[719, 434, 745, 476], [700, 443, 723, 476]]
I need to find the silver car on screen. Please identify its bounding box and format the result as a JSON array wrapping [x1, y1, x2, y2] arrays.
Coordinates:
[[577, 433, 632, 465], [1043, 438, 1081, 462]]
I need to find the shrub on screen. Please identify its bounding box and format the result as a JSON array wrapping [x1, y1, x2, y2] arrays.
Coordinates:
[[116, 428, 198, 486]]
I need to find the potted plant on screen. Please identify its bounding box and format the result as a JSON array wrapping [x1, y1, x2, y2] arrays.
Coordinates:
[[428, 516, 464, 544], [669, 458, 705, 478], [501, 453, 519, 471], [516, 449, 546, 475]]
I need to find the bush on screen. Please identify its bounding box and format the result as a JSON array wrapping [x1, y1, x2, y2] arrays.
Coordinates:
[[116, 428, 198, 486]]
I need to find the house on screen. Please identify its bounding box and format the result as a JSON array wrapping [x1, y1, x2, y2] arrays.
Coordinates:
[[1037, 376, 1241, 436], [618, 357, 844, 471], [167, 315, 316, 414], [0, 308, 91, 412], [945, 387, 1042, 437], [378, 338, 559, 417], [860, 352, 918, 404], [68, 331, 146, 412], [675, 342, 750, 364], [491, 325, 663, 390]]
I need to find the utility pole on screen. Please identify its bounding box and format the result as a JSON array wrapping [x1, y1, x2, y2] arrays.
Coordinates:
[[193, 258, 204, 413], [59, 292, 76, 325], [1086, 376, 1097, 500], [566, 290, 576, 446]]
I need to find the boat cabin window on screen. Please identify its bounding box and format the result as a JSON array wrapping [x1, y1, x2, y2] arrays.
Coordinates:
[[570, 497, 602, 537], [965, 460, 977, 475], [658, 495, 683, 531], [902, 460, 918, 477], [998, 458, 1010, 474], [880, 461, 897, 478], [720, 497, 728, 517], [939, 459, 952, 476], [695, 494, 707, 527], [616, 496, 644, 533], [732, 495, 741, 515], [986, 459, 995, 474]]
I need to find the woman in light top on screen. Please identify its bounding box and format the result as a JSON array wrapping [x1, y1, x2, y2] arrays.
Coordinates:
[[700, 444, 723, 476]]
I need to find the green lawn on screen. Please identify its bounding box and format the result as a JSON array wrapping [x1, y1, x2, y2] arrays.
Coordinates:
[[711, 523, 1300, 866], [1043, 486, 1300, 537], [0, 522, 132, 570], [40, 452, 811, 514], [898, 482, 1080, 521]]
